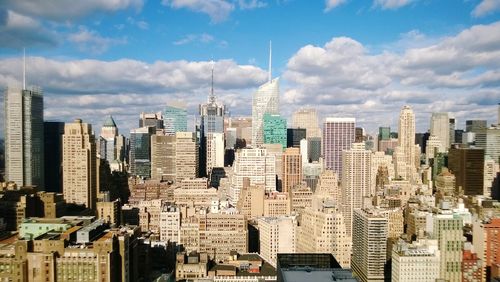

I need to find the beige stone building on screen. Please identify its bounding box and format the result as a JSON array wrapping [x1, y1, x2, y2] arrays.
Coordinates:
[[296, 197, 351, 268], [258, 216, 297, 267], [291, 108, 321, 138], [175, 132, 199, 183], [264, 192, 290, 217], [160, 205, 181, 243], [289, 183, 312, 213], [62, 119, 97, 209], [435, 168, 456, 195], [236, 178, 265, 219], [175, 251, 209, 281], [282, 148, 302, 193], [151, 135, 176, 181], [96, 199, 121, 226]]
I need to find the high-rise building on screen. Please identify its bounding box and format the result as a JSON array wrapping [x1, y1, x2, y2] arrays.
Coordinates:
[[150, 135, 176, 181], [129, 126, 155, 178], [307, 137, 321, 163], [258, 216, 297, 268], [342, 142, 372, 237], [164, 102, 187, 135], [252, 43, 279, 146], [391, 239, 440, 282], [282, 148, 302, 193], [323, 117, 355, 177], [100, 115, 118, 164], [351, 208, 388, 282], [286, 128, 306, 148], [430, 112, 450, 150], [62, 119, 97, 209], [44, 121, 64, 193], [230, 148, 276, 204], [199, 64, 225, 135], [296, 198, 351, 268], [263, 113, 287, 149], [465, 120, 487, 133], [292, 108, 321, 139], [139, 112, 164, 130], [396, 106, 418, 181], [476, 127, 500, 163], [432, 213, 463, 281], [448, 147, 484, 195], [379, 127, 391, 141], [175, 132, 199, 183], [473, 217, 500, 281], [206, 132, 224, 176], [4, 86, 44, 188]]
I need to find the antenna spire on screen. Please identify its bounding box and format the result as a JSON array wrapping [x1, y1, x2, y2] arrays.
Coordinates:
[[23, 48, 26, 90], [268, 41, 272, 82], [209, 60, 215, 104]]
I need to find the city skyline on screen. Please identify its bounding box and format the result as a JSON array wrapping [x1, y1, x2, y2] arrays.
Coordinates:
[[0, 1, 499, 137]]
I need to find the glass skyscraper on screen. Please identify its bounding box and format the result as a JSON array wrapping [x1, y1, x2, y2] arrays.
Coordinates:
[[129, 126, 155, 178], [263, 113, 287, 149], [4, 86, 44, 188], [164, 102, 187, 135], [252, 78, 279, 146]]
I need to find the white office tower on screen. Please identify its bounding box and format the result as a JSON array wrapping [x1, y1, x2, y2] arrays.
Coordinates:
[[342, 142, 372, 237], [425, 135, 444, 163], [296, 195, 351, 268], [258, 216, 297, 267], [252, 42, 279, 146], [391, 239, 440, 282], [395, 105, 419, 182], [430, 112, 450, 150], [432, 213, 463, 281], [292, 108, 322, 138], [206, 132, 224, 176], [4, 85, 44, 188], [352, 208, 388, 282], [230, 148, 276, 204]]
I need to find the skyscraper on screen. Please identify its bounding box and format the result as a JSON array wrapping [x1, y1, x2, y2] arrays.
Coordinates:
[[292, 108, 321, 139], [322, 117, 355, 176], [129, 126, 155, 178], [342, 142, 372, 237], [352, 208, 388, 282], [263, 113, 287, 149], [396, 106, 419, 181], [448, 147, 484, 195], [282, 148, 302, 193], [164, 102, 187, 135], [100, 115, 118, 163], [252, 42, 279, 146], [44, 121, 64, 193], [4, 86, 44, 188], [175, 132, 199, 183], [430, 112, 450, 150], [62, 119, 96, 209], [199, 64, 225, 176], [150, 135, 176, 181]]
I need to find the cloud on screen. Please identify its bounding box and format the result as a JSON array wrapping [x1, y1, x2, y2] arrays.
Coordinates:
[[0, 56, 267, 137], [68, 26, 127, 54], [324, 0, 347, 12], [373, 0, 413, 10], [173, 33, 215, 45], [0, 9, 58, 49], [0, 0, 144, 22], [238, 0, 267, 10], [162, 0, 234, 23], [472, 0, 500, 18], [283, 21, 500, 132], [127, 17, 149, 30]]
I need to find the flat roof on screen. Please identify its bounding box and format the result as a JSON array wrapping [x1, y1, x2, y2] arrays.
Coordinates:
[[281, 268, 358, 282]]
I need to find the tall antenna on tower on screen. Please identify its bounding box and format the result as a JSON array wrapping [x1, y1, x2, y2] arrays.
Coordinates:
[[268, 41, 272, 82], [209, 60, 215, 104], [23, 48, 26, 90]]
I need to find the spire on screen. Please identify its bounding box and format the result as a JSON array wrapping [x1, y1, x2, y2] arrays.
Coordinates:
[[23, 48, 26, 90], [268, 40, 272, 82], [209, 60, 215, 104]]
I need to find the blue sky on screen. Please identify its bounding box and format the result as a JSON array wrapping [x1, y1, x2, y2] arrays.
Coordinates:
[[1, 0, 500, 136]]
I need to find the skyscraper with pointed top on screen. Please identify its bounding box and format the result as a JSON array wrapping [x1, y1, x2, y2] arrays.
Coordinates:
[[4, 50, 44, 188], [252, 41, 280, 147], [199, 61, 225, 176]]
